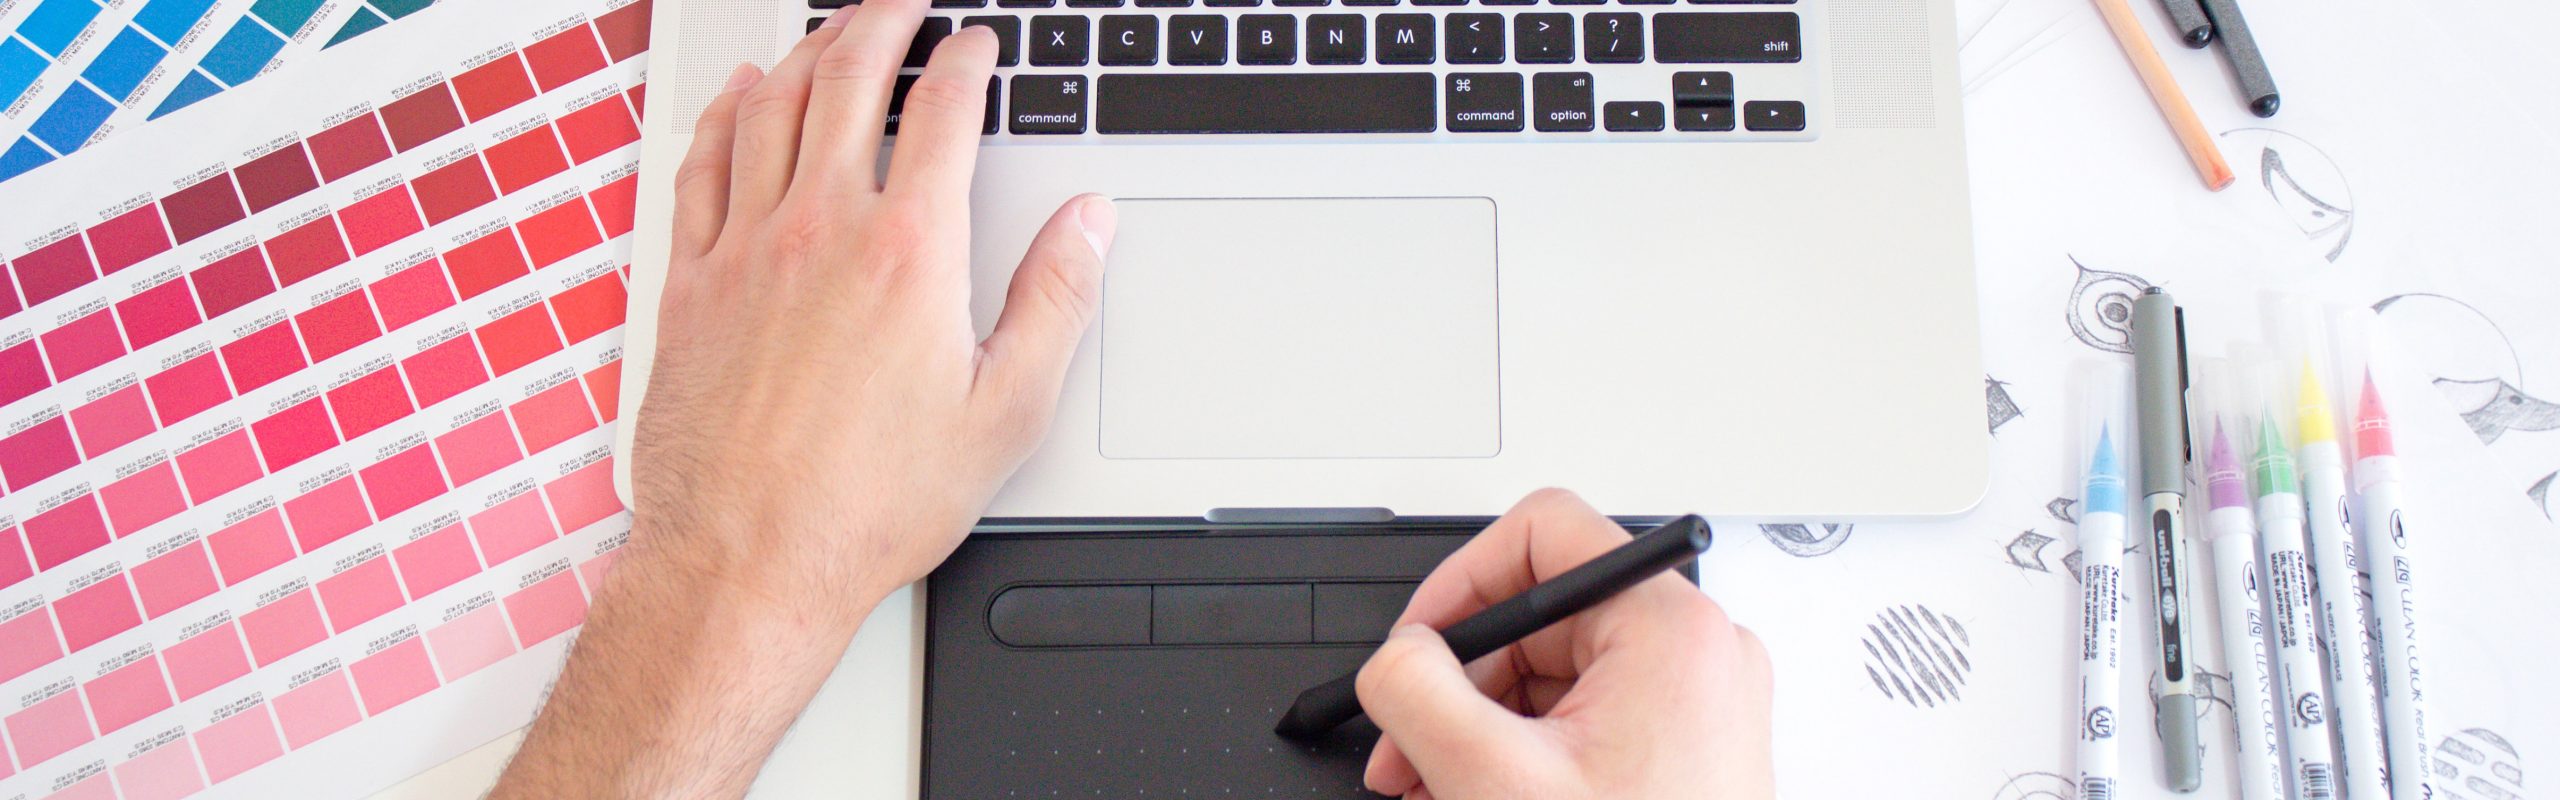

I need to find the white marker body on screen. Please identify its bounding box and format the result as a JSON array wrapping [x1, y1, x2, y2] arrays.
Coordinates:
[[2302, 443, 2388, 800], [2356, 455, 2432, 800], [2078, 508, 2127, 800], [2259, 492, 2339, 800], [2206, 508, 2286, 800]]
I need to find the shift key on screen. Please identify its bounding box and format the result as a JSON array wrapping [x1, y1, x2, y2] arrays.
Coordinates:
[[1652, 12, 1800, 63]]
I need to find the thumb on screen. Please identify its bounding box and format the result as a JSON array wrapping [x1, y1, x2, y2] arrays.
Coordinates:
[[1356, 625, 1548, 797], [974, 194, 1115, 423]]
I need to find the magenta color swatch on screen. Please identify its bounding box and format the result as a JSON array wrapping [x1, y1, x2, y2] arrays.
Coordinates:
[[251, 397, 340, 472], [264, 217, 352, 288], [56, 572, 143, 652], [163, 623, 251, 700], [87, 205, 174, 276], [325, 366, 413, 439], [207, 508, 293, 584], [509, 380, 597, 454], [114, 277, 202, 349], [1, 527, 28, 590], [0, 341, 46, 405], [40, 308, 128, 381], [318, 556, 402, 632], [393, 525, 476, 599], [360, 444, 448, 518], [241, 588, 326, 666], [9, 234, 96, 306], [351, 636, 437, 715], [544, 459, 623, 533], [338, 185, 425, 256], [434, 412, 523, 486], [469, 492, 555, 567], [1, 415, 80, 490], [114, 738, 206, 800], [25, 494, 110, 570], [0, 608, 64, 682], [400, 334, 489, 408], [284, 475, 371, 552], [368, 258, 456, 331], [81, 653, 174, 733], [131, 541, 218, 618], [219, 321, 309, 393], [308, 115, 392, 182], [71, 384, 155, 458], [101, 460, 187, 538], [176, 429, 262, 503], [194, 704, 284, 782], [427, 603, 515, 679], [294, 288, 383, 362], [189, 247, 276, 319], [274, 669, 361, 749], [505, 569, 588, 647], [145, 352, 233, 426], [4, 690, 93, 767]]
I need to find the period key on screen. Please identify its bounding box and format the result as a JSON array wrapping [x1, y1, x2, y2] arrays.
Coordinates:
[[1010, 74, 1089, 134]]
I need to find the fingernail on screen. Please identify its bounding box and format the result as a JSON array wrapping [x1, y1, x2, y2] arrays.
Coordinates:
[[1077, 195, 1118, 258], [722, 62, 760, 92], [820, 5, 855, 28]]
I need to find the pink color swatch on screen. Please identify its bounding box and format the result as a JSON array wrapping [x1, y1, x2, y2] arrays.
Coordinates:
[[351, 636, 438, 714], [392, 525, 477, 599], [469, 492, 556, 567], [274, 670, 363, 749], [1, 415, 79, 491], [45, 773, 117, 800], [101, 460, 188, 537], [250, 397, 340, 472], [207, 509, 294, 584], [318, 556, 403, 632], [82, 654, 175, 734], [1, 527, 28, 590], [4, 690, 93, 767], [131, 541, 219, 618], [434, 412, 523, 486], [360, 444, 449, 518], [175, 429, 262, 503], [0, 608, 64, 682], [240, 588, 327, 666], [508, 379, 597, 454], [163, 623, 251, 700], [56, 572, 143, 652], [544, 459, 623, 533], [25, 494, 110, 570], [69, 384, 155, 457], [194, 704, 284, 782], [285, 475, 372, 552], [114, 738, 208, 800], [504, 569, 587, 647], [427, 604, 515, 680]]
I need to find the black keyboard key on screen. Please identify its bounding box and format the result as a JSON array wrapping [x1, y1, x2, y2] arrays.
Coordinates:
[[1134, 0, 1190, 5], [1446, 13, 1504, 63], [1009, 74, 1089, 134], [808, 17, 824, 33], [1238, 14, 1297, 64], [1100, 15, 1160, 65], [1514, 13, 1572, 63], [1653, 12, 1799, 62], [1096, 73, 1436, 133], [931, 0, 986, 8], [1068, 0, 1124, 6], [1168, 15, 1228, 64], [904, 17, 954, 68], [886, 75, 1002, 135], [1031, 15, 1091, 65], [1584, 12, 1640, 62], [1413, 0, 1467, 5], [1620, 0, 1673, 4], [1205, 0, 1261, 6], [1672, 104, 1733, 130], [1743, 99, 1805, 130], [998, 0, 1053, 7], [1670, 71, 1733, 105], [1532, 72, 1594, 131], [1692, 0, 1797, 3], [1342, 0, 1398, 5], [1482, 0, 1533, 5], [1603, 100, 1663, 131], [812, 0, 853, 8], [985, 76, 1001, 134], [1375, 14, 1434, 64], [1306, 14, 1366, 64], [1275, 0, 1330, 6], [961, 15, 1022, 66], [1446, 72, 1524, 132], [1552, 0, 1605, 5]]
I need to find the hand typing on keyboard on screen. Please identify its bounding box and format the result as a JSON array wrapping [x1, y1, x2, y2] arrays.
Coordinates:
[[492, 3, 1115, 795], [1357, 489, 1777, 799]]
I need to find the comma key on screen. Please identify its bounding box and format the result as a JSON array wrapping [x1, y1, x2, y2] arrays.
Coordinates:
[[1446, 72, 1524, 132], [1009, 74, 1089, 134]]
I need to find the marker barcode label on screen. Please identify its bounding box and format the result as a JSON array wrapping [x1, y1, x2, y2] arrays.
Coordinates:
[[2081, 776, 2115, 800], [2301, 763, 2335, 800]]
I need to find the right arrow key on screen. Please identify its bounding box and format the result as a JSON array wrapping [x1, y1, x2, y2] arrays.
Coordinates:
[[1743, 100, 1806, 132]]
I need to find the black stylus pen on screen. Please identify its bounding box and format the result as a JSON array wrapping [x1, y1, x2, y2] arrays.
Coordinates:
[[1272, 515, 1712, 739]]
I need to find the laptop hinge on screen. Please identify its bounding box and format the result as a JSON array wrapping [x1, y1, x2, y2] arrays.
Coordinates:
[[1202, 507, 1397, 525]]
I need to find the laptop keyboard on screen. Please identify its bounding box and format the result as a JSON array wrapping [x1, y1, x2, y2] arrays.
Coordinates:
[[798, 0, 1817, 139]]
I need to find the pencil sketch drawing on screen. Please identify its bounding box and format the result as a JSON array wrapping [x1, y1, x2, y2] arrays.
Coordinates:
[[2222, 127, 2355, 262], [1860, 604, 1974, 708], [2005, 531, 2056, 573], [2048, 497, 2077, 524], [1989, 377, 2024, 434], [2434, 727, 2526, 800], [1988, 771, 2076, 800], [2438, 377, 2560, 445], [2148, 667, 2236, 719], [1758, 524, 1855, 558], [2066, 259, 2153, 354], [2531, 471, 2555, 521]]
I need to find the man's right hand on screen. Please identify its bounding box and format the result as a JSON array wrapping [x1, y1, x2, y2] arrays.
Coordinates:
[[1355, 489, 1777, 799]]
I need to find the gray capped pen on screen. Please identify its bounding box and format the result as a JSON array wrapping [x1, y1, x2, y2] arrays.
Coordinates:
[[2156, 0, 2215, 47], [2133, 289, 2204, 793], [2198, 0, 2280, 116]]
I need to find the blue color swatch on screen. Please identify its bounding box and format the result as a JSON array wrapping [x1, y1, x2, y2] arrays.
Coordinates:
[[324, 6, 388, 47], [17, 0, 102, 57], [0, 38, 44, 107], [131, 0, 220, 44], [80, 26, 165, 101], [27, 81, 110, 151], [198, 18, 282, 86], [248, 0, 325, 34], [0, 136, 55, 180], [147, 68, 220, 118], [371, 0, 433, 19]]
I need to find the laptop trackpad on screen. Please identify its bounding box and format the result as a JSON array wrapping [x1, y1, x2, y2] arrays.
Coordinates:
[[1099, 197, 1500, 459]]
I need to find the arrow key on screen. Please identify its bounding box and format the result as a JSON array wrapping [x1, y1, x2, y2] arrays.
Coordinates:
[[1743, 100, 1805, 131]]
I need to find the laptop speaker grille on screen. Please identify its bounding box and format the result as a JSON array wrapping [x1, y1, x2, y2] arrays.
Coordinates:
[[670, 0, 778, 135], [1828, 0, 1938, 129]]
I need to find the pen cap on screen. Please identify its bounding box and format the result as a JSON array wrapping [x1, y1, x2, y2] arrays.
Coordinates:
[[2265, 295, 2343, 446], [2236, 348, 2302, 492], [2132, 290, 2189, 495], [2328, 306, 2401, 462], [2073, 359, 2134, 517], [2187, 357, 2253, 519]]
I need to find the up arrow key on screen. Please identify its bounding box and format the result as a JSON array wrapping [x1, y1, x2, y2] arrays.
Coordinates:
[[1742, 100, 1806, 132]]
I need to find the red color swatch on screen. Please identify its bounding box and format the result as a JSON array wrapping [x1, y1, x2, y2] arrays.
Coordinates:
[[275, 670, 360, 748], [393, 524, 475, 598], [11, 234, 97, 306], [594, 0, 653, 62], [549, 272, 626, 344], [163, 173, 250, 244], [505, 568, 589, 645], [207, 509, 292, 584], [265, 215, 353, 287], [283, 475, 370, 552], [412, 155, 498, 226], [441, 227, 528, 298], [557, 97, 641, 164], [318, 556, 402, 631], [368, 258, 456, 330], [70, 384, 155, 458], [294, 289, 383, 362], [82, 654, 174, 733], [87, 205, 174, 275], [4, 690, 91, 767], [56, 572, 144, 651], [0, 608, 63, 682], [309, 114, 393, 182], [519, 200, 602, 267], [428, 604, 514, 679], [545, 459, 624, 532], [146, 353, 232, 426], [339, 185, 425, 255], [40, 308, 128, 381], [250, 397, 338, 472], [524, 25, 609, 91], [359, 444, 447, 518], [591, 174, 638, 238], [220, 320, 309, 392], [452, 54, 537, 121], [469, 491, 555, 566], [194, 704, 284, 781], [352, 636, 437, 714], [485, 126, 571, 194], [235, 143, 321, 214], [434, 412, 522, 486], [477, 303, 564, 376], [131, 541, 218, 617], [326, 367, 413, 439], [101, 460, 187, 537], [380, 83, 467, 152], [511, 380, 597, 454], [25, 494, 109, 569], [164, 623, 251, 700], [241, 588, 326, 666], [114, 277, 202, 348], [1, 415, 79, 491], [189, 247, 278, 318], [585, 361, 621, 422], [401, 334, 489, 408], [176, 429, 262, 503]]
